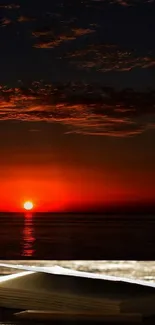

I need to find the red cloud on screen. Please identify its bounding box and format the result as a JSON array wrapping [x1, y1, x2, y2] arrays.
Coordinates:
[[0, 82, 155, 137], [32, 27, 95, 49], [66, 44, 155, 72]]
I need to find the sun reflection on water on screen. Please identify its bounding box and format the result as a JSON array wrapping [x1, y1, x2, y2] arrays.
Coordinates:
[[22, 213, 35, 257]]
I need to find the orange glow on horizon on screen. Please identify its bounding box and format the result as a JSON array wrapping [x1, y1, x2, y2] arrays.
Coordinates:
[[1, 165, 155, 212]]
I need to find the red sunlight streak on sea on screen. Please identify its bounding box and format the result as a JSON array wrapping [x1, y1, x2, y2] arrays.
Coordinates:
[[22, 213, 35, 257]]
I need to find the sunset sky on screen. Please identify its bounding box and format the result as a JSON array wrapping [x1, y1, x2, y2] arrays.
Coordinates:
[[0, 0, 155, 212]]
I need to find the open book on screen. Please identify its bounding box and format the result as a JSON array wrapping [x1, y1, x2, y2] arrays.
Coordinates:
[[0, 263, 155, 321]]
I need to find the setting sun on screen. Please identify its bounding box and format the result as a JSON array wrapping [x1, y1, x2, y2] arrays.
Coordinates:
[[24, 201, 34, 211]]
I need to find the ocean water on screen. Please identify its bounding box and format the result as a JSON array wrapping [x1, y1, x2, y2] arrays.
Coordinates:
[[1, 213, 155, 259]]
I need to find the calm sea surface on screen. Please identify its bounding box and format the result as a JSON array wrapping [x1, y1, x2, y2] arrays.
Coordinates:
[[1, 213, 155, 259]]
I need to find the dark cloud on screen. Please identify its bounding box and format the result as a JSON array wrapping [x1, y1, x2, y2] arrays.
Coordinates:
[[17, 16, 36, 23], [71, 0, 155, 7], [0, 82, 155, 137], [65, 44, 155, 72], [0, 4, 20, 10], [105, 0, 154, 5], [0, 17, 12, 27]]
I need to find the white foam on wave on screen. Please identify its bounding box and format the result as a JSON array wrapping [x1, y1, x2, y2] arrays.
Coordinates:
[[0, 271, 34, 283], [0, 263, 155, 289]]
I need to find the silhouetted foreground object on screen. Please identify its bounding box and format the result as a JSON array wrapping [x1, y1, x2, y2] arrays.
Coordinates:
[[15, 310, 142, 322], [0, 264, 155, 322]]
